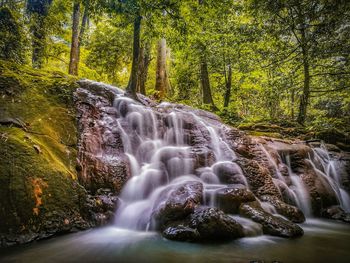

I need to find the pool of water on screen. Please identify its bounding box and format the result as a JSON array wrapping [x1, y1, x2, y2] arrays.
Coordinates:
[[1, 219, 350, 263]]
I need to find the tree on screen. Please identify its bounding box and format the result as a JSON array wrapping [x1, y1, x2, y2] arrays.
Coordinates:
[[106, 0, 181, 100], [27, 0, 53, 68], [252, 0, 350, 124], [68, 1, 80, 75], [155, 38, 170, 99], [137, 41, 151, 95]]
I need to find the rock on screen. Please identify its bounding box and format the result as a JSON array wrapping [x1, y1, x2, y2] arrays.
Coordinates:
[[260, 195, 305, 223], [239, 202, 303, 238], [300, 163, 339, 216], [322, 206, 350, 223], [152, 181, 203, 229], [212, 162, 246, 185], [236, 144, 254, 158], [189, 207, 244, 241], [237, 158, 281, 198], [162, 225, 200, 242], [75, 86, 131, 194], [33, 144, 42, 154], [215, 187, 256, 214]]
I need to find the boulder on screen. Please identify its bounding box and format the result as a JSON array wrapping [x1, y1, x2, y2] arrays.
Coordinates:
[[152, 181, 203, 229], [322, 206, 350, 223], [216, 187, 256, 214], [162, 225, 200, 242], [239, 202, 303, 238], [260, 195, 305, 223], [237, 158, 281, 198], [189, 207, 244, 241], [212, 162, 246, 185]]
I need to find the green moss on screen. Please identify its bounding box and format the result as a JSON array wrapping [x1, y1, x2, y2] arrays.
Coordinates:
[[0, 61, 86, 239]]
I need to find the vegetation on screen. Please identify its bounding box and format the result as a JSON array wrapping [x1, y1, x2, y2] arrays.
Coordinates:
[[0, 60, 88, 242], [0, 0, 349, 134]]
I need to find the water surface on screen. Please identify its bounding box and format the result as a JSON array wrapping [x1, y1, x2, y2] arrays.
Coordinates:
[[1, 219, 350, 263]]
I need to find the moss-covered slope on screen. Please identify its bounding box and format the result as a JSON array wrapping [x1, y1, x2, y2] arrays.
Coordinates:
[[0, 61, 89, 246]]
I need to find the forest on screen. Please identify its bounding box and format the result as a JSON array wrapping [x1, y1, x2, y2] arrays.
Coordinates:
[[1, 1, 350, 263], [1, 0, 350, 136]]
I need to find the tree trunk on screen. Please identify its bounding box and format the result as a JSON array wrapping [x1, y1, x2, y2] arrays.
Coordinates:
[[223, 63, 232, 108], [31, 15, 46, 69], [68, 1, 80, 76], [137, 42, 151, 95], [126, 15, 142, 100], [291, 88, 295, 120], [79, 0, 89, 45], [297, 27, 310, 125], [155, 38, 170, 99], [200, 55, 216, 109], [75, 0, 90, 72]]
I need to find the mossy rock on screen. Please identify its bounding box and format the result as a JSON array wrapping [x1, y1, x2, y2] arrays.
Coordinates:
[[0, 60, 90, 247]]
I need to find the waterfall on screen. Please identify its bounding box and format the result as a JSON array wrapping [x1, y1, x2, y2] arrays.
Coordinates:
[[108, 93, 350, 231]]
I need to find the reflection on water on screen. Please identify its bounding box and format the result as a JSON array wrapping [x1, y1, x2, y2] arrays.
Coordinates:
[[1, 219, 350, 263]]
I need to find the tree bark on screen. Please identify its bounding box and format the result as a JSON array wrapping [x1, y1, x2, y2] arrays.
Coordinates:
[[126, 15, 142, 100], [79, 0, 89, 45], [155, 38, 170, 99], [68, 1, 80, 76], [137, 42, 151, 95], [31, 15, 46, 69], [75, 0, 90, 73], [223, 63, 232, 108], [297, 27, 310, 125], [200, 54, 217, 109], [291, 88, 295, 120]]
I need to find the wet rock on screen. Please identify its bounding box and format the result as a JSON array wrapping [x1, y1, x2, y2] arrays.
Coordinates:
[[190, 146, 216, 169], [85, 188, 119, 226], [216, 187, 256, 214], [322, 206, 350, 223], [301, 163, 339, 216], [189, 207, 244, 241], [260, 195, 305, 223], [212, 162, 246, 185], [239, 202, 303, 238], [152, 181, 203, 229], [75, 86, 131, 194], [237, 158, 281, 198], [236, 144, 254, 159], [162, 225, 200, 242]]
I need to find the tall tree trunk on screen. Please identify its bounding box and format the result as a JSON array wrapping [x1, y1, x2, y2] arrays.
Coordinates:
[[75, 0, 90, 73], [137, 42, 151, 95], [69, 1, 80, 76], [291, 88, 295, 120], [297, 27, 310, 125], [79, 0, 89, 44], [223, 63, 232, 108], [200, 55, 217, 109], [126, 15, 142, 100], [155, 38, 170, 99], [31, 15, 46, 68]]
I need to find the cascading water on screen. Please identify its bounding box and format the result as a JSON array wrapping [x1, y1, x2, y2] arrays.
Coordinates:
[[261, 141, 350, 216], [113, 96, 248, 230], [107, 91, 350, 235]]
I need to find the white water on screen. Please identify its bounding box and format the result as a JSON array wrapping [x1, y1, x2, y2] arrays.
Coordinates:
[[112, 95, 350, 230]]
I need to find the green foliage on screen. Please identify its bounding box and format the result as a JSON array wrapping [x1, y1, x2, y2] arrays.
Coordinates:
[[2, 0, 350, 133], [0, 7, 26, 63]]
